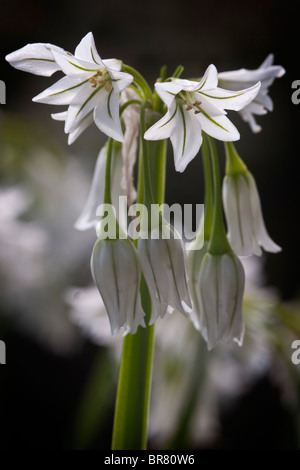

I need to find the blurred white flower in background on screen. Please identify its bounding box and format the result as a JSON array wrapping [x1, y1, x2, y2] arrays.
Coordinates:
[[0, 145, 97, 353]]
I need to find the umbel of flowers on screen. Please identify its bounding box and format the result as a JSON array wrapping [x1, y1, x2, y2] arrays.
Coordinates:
[[6, 32, 285, 449]]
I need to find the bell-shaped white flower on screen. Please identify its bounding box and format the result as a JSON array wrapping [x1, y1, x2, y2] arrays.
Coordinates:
[[91, 237, 146, 335], [199, 251, 245, 350], [218, 54, 285, 133], [138, 219, 192, 324], [223, 142, 281, 257], [144, 64, 260, 172], [187, 239, 209, 330]]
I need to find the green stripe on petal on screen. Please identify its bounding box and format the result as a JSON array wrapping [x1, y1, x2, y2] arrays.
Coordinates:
[[49, 78, 90, 97], [76, 82, 106, 117], [24, 58, 56, 63], [107, 88, 113, 119], [178, 106, 187, 156], [159, 104, 178, 129], [67, 60, 100, 72], [90, 47, 100, 65], [198, 91, 244, 100], [198, 107, 229, 132]]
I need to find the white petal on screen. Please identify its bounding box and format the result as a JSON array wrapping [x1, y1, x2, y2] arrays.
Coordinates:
[[51, 111, 67, 121], [197, 64, 218, 91], [65, 83, 106, 133], [198, 113, 240, 142], [170, 107, 203, 172], [75, 146, 107, 231], [154, 81, 183, 107], [74, 32, 102, 64], [248, 174, 281, 253], [33, 76, 87, 104], [144, 102, 178, 141], [67, 111, 94, 144], [5, 43, 64, 76], [239, 110, 262, 133], [52, 49, 100, 78], [260, 53, 274, 68], [221, 254, 245, 345], [138, 239, 168, 324], [75, 143, 125, 229], [103, 58, 122, 72], [94, 90, 124, 142], [199, 82, 261, 112], [223, 175, 259, 257], [91, 239, 145, 335], [110, 70, 133, 93]]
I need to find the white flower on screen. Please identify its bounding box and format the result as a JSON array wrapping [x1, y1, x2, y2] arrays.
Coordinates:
[[74, 142, 127, 233], [199, 252, 245, 350], [223, 170, 281, 257], [6, 32, 133, 143], [144, 64, 260, 172], [64, 286, 121, 347], [138, 220, 192, 324], [91, 238, 146, 335], [218, 54, 285, 133], [187, 240, 209, 330]]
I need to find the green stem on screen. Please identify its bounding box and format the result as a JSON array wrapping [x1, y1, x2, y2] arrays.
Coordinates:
[[123, 64, 153, 100], [103, 138, 114, 205], [111, 115, 167, 450], [207, 136, 231, 255], [201, 135, 214, 241]]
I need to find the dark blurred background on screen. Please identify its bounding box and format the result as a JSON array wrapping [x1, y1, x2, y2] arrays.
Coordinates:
[[0, 0, 300, 450]]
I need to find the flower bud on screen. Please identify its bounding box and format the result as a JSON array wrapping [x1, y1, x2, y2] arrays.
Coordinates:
[[138, 220, 192, 324], [91, 238, 145, 335], [223, 170, 281, 257], [199, 252, 245, 350]]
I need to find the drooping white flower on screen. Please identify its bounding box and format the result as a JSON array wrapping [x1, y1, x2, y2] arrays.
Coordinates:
[[74, 141, 127, 233], [144, 64, 260, 172], [186, 239, 209, 330], [222, 142, 281, 257], [223, 170, 281, 257], [91, 238, 146, 335], [199, 252, 245, 350], [6, 32, 133, 143], [138, 219, 192, 324], [218, 54, 285, 133]]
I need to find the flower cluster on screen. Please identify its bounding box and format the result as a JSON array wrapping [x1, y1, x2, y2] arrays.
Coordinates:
[[6, 33, 285, 348]]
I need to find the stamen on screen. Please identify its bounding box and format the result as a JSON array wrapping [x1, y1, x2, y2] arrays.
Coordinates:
[[105, 82, 112, 92], [186, 105, 192, 111]]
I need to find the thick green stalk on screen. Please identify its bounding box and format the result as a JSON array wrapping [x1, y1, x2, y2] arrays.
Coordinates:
[[201, 136, 214, 242], [207, 136, 231, 255], [111, 109, 166, 450]]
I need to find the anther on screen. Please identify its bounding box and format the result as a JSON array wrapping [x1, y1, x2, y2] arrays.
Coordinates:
[[186, 105, 192, 111], [105, 82, 112, 92]]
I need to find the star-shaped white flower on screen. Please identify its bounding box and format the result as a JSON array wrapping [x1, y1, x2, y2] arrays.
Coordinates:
[[144, 64, 260, 172], [6, 33, 133, 143], [218, 54, 285, 133]]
